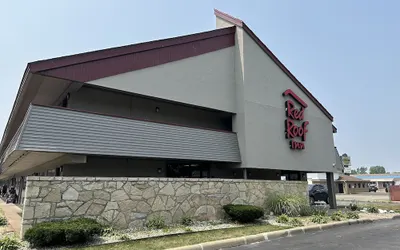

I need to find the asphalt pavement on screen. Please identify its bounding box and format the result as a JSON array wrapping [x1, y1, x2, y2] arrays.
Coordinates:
[[227, 219, 400, 250]]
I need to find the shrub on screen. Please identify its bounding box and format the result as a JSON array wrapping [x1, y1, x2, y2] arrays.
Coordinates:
[[349, 203, 359, 211], [265, 194, 307, 217], [299, 205, 314, 216], [223, 204, 264, 223], [289, 218, 304, 227], [367, 206, 379, 213], [24, 218, 103, 247], [312, 205, 329, 216], [331, 211, 345, 221], [180, 216, 194, 226], [276, 214, 290, 224], [0, 217, 7, 226], [346, 211, 360, 219], [0, 236, 21, 250], [311, 215, 328, 224], [101, 227, 116, 237], [146, 216, 166, 229]]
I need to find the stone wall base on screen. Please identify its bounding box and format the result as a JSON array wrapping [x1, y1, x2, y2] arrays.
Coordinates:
[[21, 177, 307, 236]]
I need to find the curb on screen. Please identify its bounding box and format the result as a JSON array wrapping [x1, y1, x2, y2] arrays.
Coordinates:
[[167, 219, 374, 250]]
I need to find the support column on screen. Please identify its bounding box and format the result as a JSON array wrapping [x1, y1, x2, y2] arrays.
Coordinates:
[[326, 172, 337, 209], [243, 168, 248, 179]]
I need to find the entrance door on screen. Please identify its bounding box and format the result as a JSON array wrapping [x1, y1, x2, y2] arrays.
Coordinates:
[[338, 183, 344, 193], [166, 162, 210, 178]]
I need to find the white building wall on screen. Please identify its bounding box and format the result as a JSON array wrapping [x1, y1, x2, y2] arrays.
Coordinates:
[[88, 47, 236, 113]]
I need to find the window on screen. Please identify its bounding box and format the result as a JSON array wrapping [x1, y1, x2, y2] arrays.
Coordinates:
[[358, 183, 361, 188], [362, 184, 365, 188], [348, 184, 351, 188]]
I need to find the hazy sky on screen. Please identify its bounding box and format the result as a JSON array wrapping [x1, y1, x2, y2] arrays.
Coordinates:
[[0, 1, 398, 171]]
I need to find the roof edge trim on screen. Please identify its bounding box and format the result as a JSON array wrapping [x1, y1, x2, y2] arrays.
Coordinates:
[[28, 27, 236, 73]]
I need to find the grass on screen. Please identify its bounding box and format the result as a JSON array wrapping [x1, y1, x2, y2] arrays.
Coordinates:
[[372, 203, 400, 212], [76, 224, 288, 250]]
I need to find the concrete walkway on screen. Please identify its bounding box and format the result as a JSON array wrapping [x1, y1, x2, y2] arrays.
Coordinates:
[[0, 200, 22, 235]]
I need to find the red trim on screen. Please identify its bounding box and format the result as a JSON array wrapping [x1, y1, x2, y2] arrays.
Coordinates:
[[31, 104, 236, 135], [332, 125, 337, 133], [214, 9, 243, 27], [282, 89, 308, 108], [214, 9, 334, 122], [29, 27, 235, 82]]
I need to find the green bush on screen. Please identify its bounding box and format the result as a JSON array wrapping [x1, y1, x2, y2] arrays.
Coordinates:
[[0, 217, 7, 226], [349, 203, 358, 211], [0, 236, 21, 250], [101, 227, 116, 237], [299, 205, 314, 216], [331, 211, 345, 221], [290, 218, 304, 227], [24, 218, 103, 247], [367, 206, 379, 213], [312, 205, 329, 216], [180, 216, 194, 226], [276, 214, 290, 224], [265, 194, 307, 217], [223, 204, 264, 223], [346, 211, 360, 219], [311, 215, 328, 224], [146, 216, 166, 229]]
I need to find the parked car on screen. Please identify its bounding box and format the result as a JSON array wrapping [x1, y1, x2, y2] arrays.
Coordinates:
[[308, 184, 329, 205], [369, 185, 378, 192]]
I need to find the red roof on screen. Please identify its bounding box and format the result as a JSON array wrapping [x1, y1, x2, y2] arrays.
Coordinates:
[[214, 9, 334, 121], [28, 27, 235, 83]]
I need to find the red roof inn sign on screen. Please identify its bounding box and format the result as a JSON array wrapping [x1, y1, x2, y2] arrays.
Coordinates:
[[283, 89, 309, 150]]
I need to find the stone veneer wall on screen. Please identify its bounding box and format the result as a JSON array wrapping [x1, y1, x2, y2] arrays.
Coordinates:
[[21, 176, 307, 235]]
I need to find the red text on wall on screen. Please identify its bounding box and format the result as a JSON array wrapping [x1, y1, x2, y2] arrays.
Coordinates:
[[282, 89, 309, 150]]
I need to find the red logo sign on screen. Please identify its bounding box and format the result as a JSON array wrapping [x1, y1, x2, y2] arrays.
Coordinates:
[[282, 89, 309, 150]]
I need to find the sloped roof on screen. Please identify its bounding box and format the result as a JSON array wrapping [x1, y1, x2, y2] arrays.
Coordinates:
[[338, 175, 369, 182], [27, 26, 236, 82], [214, 9, 334, 122], [0, 26, 236, 155]]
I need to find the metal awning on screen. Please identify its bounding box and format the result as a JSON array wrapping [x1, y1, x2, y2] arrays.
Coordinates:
[[1, 105, 241, 177]]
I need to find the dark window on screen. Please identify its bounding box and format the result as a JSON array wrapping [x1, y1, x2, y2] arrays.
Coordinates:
[[348, 184, 351, 188], [358, 183, 361, 188], [362, 184, 365, 188]]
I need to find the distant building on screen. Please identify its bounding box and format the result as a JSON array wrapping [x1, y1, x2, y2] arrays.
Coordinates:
[[353, 174, 400, 190], [312, 175, 370, 194]]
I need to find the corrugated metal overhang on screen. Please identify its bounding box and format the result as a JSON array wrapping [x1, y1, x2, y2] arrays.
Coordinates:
[[16, 105, 241, 163]]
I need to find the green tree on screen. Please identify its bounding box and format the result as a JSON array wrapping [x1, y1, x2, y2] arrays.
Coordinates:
[[350, 167, 368, 174], [358, 167, 368, 174], [369, 166, 386, 174]]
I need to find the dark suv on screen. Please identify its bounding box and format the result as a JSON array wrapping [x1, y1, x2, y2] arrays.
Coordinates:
[[308, 184, 329, 205]]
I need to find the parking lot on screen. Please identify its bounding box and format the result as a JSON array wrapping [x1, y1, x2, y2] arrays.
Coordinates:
[[336, 192, 390, 203]]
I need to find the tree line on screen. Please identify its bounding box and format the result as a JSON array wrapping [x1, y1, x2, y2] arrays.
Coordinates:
[[351, 166, 386, 174]]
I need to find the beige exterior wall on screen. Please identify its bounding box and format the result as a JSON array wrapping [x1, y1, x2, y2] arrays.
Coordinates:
[[88, 47, 236, 113], [240, 31, 335, 172]]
